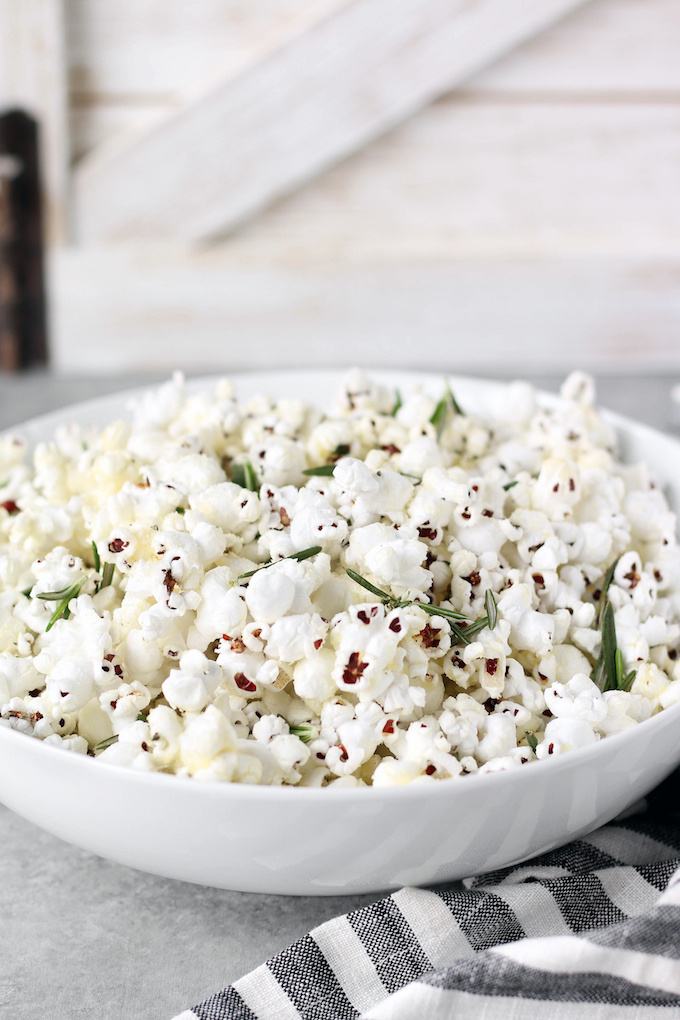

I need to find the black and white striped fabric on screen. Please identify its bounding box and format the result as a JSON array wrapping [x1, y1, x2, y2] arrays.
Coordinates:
[[172, 780, 680, 1020]]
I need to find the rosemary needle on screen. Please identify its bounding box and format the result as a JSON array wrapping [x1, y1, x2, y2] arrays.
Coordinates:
[[40, 579, 85, 632], [94, 735, 118, 752], [344, 568, 494, 646], [597, 555, 622, 628], [485, 589, 498, 630], [231, 459, 258, 491], [239, 546, 323, 581], [430, 383, 464, 439], [345, 568, 393, 601]]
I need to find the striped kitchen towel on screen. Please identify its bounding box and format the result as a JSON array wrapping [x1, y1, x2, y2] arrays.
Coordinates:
[[173, 784, 680, 1019]]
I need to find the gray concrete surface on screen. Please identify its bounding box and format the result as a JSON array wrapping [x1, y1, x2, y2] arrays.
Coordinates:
[[0, 804, 383, 1020], [0, 370, 678, 1020]]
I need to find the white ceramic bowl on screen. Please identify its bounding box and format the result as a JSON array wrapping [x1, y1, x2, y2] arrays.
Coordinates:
[[1, 370, 679, 896]]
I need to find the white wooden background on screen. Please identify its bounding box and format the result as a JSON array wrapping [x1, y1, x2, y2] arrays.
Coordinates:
[[6, 0, 680, 372]]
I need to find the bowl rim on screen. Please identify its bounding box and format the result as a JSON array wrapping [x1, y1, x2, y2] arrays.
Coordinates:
[[1, 368, 679, 803]]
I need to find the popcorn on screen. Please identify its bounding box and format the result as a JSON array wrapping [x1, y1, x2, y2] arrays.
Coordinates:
[[544, 674, 607, 725], [265, 614, 328, 664], [536, 718, 599, 757], [191, 569, 247, 644], [244, 556, 329, 623], [248, 438, 307, 488], [293, 648, 337, 706], [175, 705, 239, 778], [372, 758, 424, 786], [497, 583, 554, 657], [146, 705, 184, 768], [330, 603, 408, 700], [345, 523, 431, 595], [2, 369, 679, 788], [325, 702, 384, 777], [189, 482, 260, 537], [0, 654, 42, 702], [100, 681, 152, 734], [598, 690, 651, 735], [476, 714, 518, 763], [162, 649, 222, 713], [631, 661, 673, 711], [289, 495, 348, 558]]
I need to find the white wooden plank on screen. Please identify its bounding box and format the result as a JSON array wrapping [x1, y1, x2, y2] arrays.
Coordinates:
[[65, 0, 680, 102], [65, 0, 680, 165], [471, 0, 680, 93], [66, 0, 327, 161], [182, 103, 680, 262], [49, 245, 680, 374], [57, 101, 680, 370], [73, 0, 592, 243], [0, 0, 69, 242], [69, 101, 179, 163], [65, 0, 317, 97]]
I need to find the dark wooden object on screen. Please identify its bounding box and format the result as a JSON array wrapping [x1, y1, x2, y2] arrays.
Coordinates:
[[0, 110, 48, 371]]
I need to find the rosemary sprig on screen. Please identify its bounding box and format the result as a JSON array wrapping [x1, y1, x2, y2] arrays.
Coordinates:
[[430, 391, 448, 439], [37, 583, 81, 602], [448, 621, 472, 646], [526, 733, 538, 752], [503, 480, 519, 492], [593, 642, 604, 690], [596, 555, 622, 628], [430, 384, 464, 439], [94, 734, 118, 752], [175, 506, 185, 515], [100, 562, 115, 590], [232, 459, 258, 491], [612, 647, 636, 692], [290, 723, 317, 743], [41, 579, 85, 632], [458, 616, 489, 641], [594, 602, 620, 692], [392, 389, 402, 416], [485, 589, 498, 630], [417, 602, 469, 622], [602, 602, 618, 691], [238, 561, 272, 581], [344, 568, 495, 645], [619, 667, 637, 692], [244, 461, 258, 491], [91, 540, 100, 573], [290, 546, 322, 563], [303, 443, 350, 476], [449, 389, 464, 417], [345, 569, 393, 601], [238, 545, 323, 581], [591, 554, 627, 691]]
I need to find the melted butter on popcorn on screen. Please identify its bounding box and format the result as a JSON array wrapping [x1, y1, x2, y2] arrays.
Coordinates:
[[2, 369, 680, 787]]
